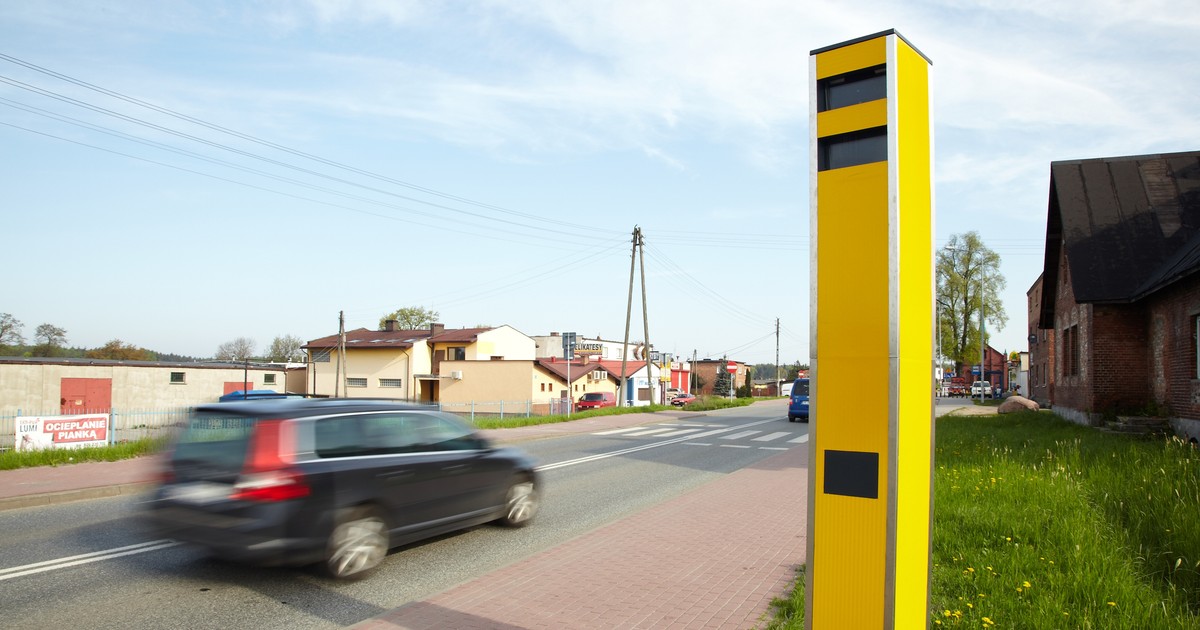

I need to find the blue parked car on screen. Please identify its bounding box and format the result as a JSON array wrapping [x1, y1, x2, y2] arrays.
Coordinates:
[[787, 378, 809, 423]]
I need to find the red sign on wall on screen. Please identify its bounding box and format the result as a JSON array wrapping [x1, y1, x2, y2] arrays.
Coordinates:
[[726, 361, 738, 373], [15, 414, 110, 451]]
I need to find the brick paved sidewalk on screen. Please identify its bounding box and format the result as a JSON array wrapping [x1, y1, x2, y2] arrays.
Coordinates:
[[352, 443, 809, 630]]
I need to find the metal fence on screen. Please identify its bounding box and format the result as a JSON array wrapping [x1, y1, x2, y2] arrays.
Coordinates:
[[0, 407, 189, 451], [0, 399, 579, 450], [437, 398, 573, 421]]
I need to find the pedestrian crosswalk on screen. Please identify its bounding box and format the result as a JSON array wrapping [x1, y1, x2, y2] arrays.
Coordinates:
[[593, 423, 809, 450]]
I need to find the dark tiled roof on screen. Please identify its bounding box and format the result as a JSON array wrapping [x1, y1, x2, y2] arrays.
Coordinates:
[[302, 328, 431, 350], [595, 359, 648, 378], [1041, 150, 1200, 320], [535, 358, 608, 384], [430, 327, 492, 343]]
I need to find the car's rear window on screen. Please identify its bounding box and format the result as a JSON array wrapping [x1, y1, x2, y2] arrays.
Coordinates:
[[172, 410, 257, 471], [793, 380, 810, 396]]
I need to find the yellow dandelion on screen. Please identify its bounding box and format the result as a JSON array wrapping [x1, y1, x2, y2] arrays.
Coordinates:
[[1022, 581, 1032, 589], [1108, 601, 1117, 607], [982, 617, 995, 627]]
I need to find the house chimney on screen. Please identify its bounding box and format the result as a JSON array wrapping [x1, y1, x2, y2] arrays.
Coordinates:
[[384, 319, 398, 332], [430, 322, 445, 336]]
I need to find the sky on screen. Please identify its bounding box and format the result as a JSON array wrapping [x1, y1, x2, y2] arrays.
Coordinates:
[[2, 1, 1198, 366]]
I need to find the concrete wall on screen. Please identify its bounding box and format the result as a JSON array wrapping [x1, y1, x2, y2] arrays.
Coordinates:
[[438, 360, 532, 404], [0, 360, 288, 413], [471, 326, 536, 361], [308, 349, 412, 399]]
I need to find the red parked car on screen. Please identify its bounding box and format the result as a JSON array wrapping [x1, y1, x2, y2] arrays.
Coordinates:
[[670, 393, 697, 406], [575, 392, 616, 411]]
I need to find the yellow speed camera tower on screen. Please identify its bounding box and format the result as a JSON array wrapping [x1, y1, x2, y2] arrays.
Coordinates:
[[807, 30, 934, 628]]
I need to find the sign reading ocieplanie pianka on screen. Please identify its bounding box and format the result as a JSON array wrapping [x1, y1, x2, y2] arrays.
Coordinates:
[[807, 29, 934, 629], [16, 414, 110, 451]]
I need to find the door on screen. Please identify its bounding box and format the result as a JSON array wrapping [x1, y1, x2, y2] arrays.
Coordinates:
[[60, 378, 112, 414]]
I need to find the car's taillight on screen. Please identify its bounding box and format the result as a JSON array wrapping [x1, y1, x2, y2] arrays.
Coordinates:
[[231, 469, 310, 502], [231, 419, 310, 502]]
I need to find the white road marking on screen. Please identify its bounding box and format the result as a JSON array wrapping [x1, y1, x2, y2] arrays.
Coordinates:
[[593, 427, 645, 435], [720, 444, 752, 449], [538, 417, 781, 472], [722, 431, 761, 440], [625, 428, 677, 437], [752, 432, 791, 442], [789, 434, 810, 443], [652, 428, 704, 437], [0, 540, 181, 581]]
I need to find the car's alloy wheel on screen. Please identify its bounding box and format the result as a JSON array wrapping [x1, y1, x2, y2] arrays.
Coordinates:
[[499, 480, 539, 527], [325, 508, 388, 579]]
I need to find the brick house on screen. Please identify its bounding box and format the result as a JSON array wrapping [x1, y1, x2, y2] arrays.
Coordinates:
[[692, 359, 747, 396], [1026, 274, 1056, 407], [1036, 150, 1200, 440]]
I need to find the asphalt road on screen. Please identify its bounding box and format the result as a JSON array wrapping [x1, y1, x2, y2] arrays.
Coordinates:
[[0, 404, 807, 629]]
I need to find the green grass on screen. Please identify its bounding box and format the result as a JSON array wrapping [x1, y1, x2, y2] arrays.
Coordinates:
[[763, 410, 1200, 629], [0, 436, 169, 470]]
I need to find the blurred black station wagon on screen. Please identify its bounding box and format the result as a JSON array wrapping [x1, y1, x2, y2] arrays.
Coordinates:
[[145, 398, 540, 579]]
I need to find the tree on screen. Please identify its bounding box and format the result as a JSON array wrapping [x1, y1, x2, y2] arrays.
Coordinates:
[[379, 306, 439, 330], [215, 337, 257, 362], [713, 367, 732, 396], [86, 339, 152, 361], [0, 313, 24, 350], [31, 323, 67, 357], [937, 231, 1007, 378], [265, 334, 304, 362]]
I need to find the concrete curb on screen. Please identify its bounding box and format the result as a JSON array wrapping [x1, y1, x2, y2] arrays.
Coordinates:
[[0, 481, 156, 512]]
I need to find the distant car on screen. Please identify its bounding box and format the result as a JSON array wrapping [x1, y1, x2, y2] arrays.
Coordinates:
[[144, 398, 540, 580], [670, 393, 697, 406], [788, 378, 810, 422], [971, 381, 992, 397], [575, 392, 616, 411]]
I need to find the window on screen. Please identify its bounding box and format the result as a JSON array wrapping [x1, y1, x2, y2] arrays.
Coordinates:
[[1063, 325, 1079, 376], [263, 374, 277, 385], [817, 65, 886, 111], [315, 416, 366, 458], [346, 377, 368, 388], [311, 349, 332, 363], [449, 347, 466, 361], [407, 414, 480, 451], [379, 378, 402, 388], [818, 127, 887, 171], [1193, 315, 1200, 378], [170, 372, 186, 384]]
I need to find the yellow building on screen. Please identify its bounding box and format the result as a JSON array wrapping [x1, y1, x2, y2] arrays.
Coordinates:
[[303, 322, 535, 402]]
